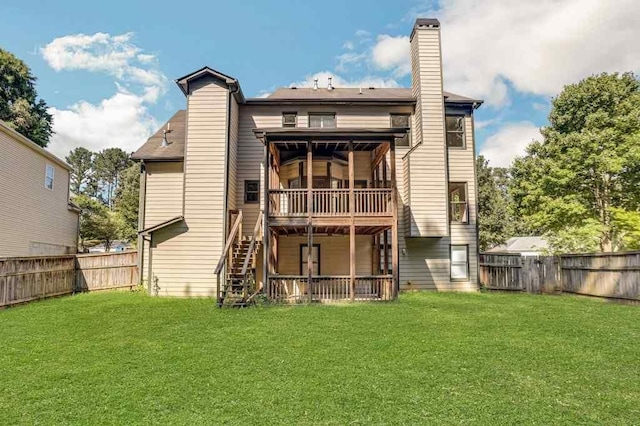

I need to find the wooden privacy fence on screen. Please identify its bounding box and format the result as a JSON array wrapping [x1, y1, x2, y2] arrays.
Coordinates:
[[0, 251, 138, 308], [480, 251, 640, 301]]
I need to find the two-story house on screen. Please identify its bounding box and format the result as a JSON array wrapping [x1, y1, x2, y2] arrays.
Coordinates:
[[0, 121, 80, 257], [133, 19, 482, 304]]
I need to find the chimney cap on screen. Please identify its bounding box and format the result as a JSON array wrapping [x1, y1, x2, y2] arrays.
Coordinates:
[[410, 18, 440, 41]]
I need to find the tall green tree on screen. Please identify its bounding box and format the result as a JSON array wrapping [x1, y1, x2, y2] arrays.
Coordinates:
[[477, 155, 517, 250], [114, 163, 140, 243], [74, 194, 121, 252], [94, 148, 133, 209], [510, 72, 640, 253], [0, 48, 52, 147], [66, 147, 94, 194]]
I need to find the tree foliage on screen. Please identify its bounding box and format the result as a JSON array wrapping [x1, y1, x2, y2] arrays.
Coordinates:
[[0, 48, 52, 147], [74, 194, 121, 252], [66, 147, 94, 194], [114, 164, 140, 244], [94, 148, 133, 208], [477, 155, 516, 250], [510, 72, 640, 253]]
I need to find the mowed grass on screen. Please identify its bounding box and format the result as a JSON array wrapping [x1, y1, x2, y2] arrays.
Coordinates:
[[1, 292, 639, 425]]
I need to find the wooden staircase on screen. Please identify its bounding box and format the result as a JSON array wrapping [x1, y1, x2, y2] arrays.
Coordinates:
[[215, 210, 263, 308], [218, 238, 258, 307]]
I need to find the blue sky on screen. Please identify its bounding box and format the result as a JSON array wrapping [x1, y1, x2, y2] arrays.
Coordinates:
[[2, 0, 638, 164]]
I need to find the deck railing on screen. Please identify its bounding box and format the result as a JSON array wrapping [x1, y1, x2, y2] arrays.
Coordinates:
[[269, 188, 392, 217], [267, 275, 394, 302]]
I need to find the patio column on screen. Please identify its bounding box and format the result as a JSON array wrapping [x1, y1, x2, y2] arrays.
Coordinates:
[[348, 141, 355, 301], [383, 155, 389, 274], [307, 141, 313, 303], [263, 139, 270, 294], [390, 140, 399, 297]]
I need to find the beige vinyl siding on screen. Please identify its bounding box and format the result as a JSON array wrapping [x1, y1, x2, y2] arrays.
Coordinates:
[[407, 25, 448, 237], [277, 235, 372, 275], [140, 161, 184, 285], [146, 76, 229, 297], [228, 96, 239, 211], [448, 114, 478, 287], [0, 126, 77, 257]]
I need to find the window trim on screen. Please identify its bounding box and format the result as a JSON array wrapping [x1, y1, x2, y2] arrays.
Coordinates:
[[390, 113, 411, 147], [244, 180, 260, 204], [308, 112, 336, 128], [282, 111, 298, 128], [446, 115, 466, 149], [450, 244, 470, 281], [45, 164, 55, 190], [300, 244, 321, 275], [448, 182, 469, 224]]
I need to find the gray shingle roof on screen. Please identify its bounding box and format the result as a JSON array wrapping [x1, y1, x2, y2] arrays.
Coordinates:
[[131, 110, 186, 161]]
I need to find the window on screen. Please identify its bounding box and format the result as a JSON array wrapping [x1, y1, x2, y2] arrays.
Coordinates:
[[450, 245, 469, 280], [449, 182, 468, 223], [308, 113, 336, 128], [390, 114, 411, 146], [446, 116, 465, 148], [379, 230, 392, 274], [300, 244, 320, 275], [45, 164, 55, 190], [244, 180, 259, 203], [282, 112, 297, 127]]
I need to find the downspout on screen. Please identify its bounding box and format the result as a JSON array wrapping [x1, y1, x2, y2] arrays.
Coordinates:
[[137, 161, 147, 286], [222, 83, 240, 244]]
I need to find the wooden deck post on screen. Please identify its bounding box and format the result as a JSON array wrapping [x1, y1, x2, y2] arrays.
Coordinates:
[[349, 141, 355, 301], [307, 141, 313, 303], [262, 140, 270, 295], [389, 140, 399, 298]]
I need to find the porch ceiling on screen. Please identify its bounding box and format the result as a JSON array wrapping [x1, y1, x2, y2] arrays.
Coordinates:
[[253, 127, 407, 145], [270, 224, 391, 236]]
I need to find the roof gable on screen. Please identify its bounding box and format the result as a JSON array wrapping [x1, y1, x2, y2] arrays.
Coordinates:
[[175, 66, 244, 102]]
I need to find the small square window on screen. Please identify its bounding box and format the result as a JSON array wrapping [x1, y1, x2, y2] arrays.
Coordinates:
[[449, 182, 468, 223], [45, 164, 55, 190], [450, 245, 469, 280], [391, 114, 411, 146], [282, 112, 297, 127], [446, 116, 465, 148], [244, 180, 259, 203], [309, 113, 336, 128]]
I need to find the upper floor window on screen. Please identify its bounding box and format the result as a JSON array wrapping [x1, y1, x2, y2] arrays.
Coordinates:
[[45, 164, 55, 190], [446, 116, 465, 148], [390, 114, 411, 147], [244, 180, 259, 203], [449, 182, 468, 223], [309, 113, 336, 128], [282, 112, 297, 128]]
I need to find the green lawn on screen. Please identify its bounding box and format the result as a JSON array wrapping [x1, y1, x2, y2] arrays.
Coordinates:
[[1, 292, 639, 425]]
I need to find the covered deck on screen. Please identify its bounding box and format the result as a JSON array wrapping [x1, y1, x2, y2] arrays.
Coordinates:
[[254, 127, 402, 302]]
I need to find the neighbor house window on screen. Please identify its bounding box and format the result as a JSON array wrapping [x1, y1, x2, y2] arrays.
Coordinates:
[[446, 116, 465, 148], [244, 180, 259, 203], [45, 164, 55, 190], [282, 112, 297, 127], [390, 114, 411, 146], [449, 182, 468, 223], [308, 113, 336, 128], [450, 245, 469, 280]]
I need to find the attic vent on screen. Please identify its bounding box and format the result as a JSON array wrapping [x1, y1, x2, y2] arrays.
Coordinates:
[[161, 122, 172, 148], [291, 86, 297, 89], [313, 78, 318, 90], [327, 76, 334, 90], [368, 87, 375, 90]]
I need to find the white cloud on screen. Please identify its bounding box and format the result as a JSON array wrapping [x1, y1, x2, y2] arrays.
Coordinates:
[[480, 121, 542, 168], [433, 0, 640, 106], [371, 35, 411, 77], [329, 1, 640, 107], [41, 32, 167, 158], [291, 70, 401, 89], [48, 92, 158, 159]]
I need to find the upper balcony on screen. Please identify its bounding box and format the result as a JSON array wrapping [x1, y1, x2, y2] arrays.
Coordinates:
[[254, 127, 406, 225]]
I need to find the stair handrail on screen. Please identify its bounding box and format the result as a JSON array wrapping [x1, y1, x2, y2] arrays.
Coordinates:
[[215, 210, 243, 275], [241, 211, 263, 277]]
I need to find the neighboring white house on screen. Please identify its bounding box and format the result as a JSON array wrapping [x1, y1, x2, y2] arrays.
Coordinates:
[[0, 121, 80, 257], [486, 237, 549, 256]]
